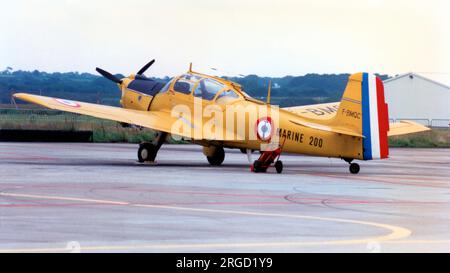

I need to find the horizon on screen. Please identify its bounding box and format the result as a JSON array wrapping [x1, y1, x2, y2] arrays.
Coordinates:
[[1, 66, 392, 78], [5, 68, 449, 88]]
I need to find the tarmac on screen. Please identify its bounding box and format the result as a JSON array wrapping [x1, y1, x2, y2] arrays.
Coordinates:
[[0, 142, 449, 252]]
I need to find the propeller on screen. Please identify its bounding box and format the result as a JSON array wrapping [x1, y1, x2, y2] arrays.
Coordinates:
[[95, 67, 122, 84], [137, 59, 155, 75], [96, 59, 156, 83]]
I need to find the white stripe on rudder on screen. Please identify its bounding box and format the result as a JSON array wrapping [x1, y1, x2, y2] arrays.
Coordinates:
[[368, 74, 381, 159]]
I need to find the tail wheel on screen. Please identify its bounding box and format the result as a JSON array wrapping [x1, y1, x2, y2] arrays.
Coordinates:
[[207, 147, 225, 166], [349, 163, 360, 174], [275, 160, 283, 174]]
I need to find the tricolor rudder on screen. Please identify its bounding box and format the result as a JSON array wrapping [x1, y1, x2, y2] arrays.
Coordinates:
[[361, 73, 389, 160]]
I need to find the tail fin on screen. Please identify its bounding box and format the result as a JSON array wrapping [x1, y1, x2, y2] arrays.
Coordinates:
[[333, 73, 389, 160]]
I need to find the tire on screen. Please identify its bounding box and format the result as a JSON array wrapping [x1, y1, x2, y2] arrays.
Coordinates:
[[138, 143, 155, 162], [252, 160, 268, 173], [349, 163, 360, 174], [207, 147, 225, 166], [275, 160, 283, 174], [253, 160, 261, 173]]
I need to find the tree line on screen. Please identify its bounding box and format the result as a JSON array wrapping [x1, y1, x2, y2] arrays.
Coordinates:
[[0, 68, 389, 107]]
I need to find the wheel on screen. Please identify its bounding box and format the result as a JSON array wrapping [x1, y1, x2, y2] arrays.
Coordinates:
[[349, 163, 360, 174], [138, 143, 151, 162], [252, 160, 261, 173], [207, 147, 225, 166], [275, 160, 283, 173], [252, 160, 268, 173], [138, 142, 155, 162]]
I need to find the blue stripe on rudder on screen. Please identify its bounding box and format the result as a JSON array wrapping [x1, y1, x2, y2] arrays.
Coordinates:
[[362, 73, 372, 160]]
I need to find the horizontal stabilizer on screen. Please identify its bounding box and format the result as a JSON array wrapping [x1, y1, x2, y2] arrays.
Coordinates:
[[289, 119, 364, 138], [388, 120, 430, 136]]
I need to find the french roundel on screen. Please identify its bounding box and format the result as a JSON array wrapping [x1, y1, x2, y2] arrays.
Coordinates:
[[256, 117, 273, 141], [54, 98, 81, 108]]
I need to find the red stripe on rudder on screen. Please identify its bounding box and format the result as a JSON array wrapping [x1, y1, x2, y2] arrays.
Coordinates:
[[385, 103, 389, 131], [376, 77, 389, 158]]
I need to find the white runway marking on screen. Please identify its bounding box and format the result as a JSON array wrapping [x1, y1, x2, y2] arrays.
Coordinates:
[[0, 191, 412, 252]]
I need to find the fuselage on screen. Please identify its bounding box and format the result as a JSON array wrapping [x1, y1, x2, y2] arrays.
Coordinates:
[[118, 72, 363, 160]]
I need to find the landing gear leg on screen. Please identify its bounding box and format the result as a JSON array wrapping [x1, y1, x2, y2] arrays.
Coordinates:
[[343, 158, 360, 174], [137, 132, 168, 163]]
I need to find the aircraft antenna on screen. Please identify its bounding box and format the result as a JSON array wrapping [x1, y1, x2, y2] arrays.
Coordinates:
[[266, 80, 272, 104]]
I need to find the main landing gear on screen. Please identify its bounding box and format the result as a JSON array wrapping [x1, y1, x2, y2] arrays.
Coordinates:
[[343, 158, 360, 174], [203, 146, 225, 166], [137, 132, 168, 163]]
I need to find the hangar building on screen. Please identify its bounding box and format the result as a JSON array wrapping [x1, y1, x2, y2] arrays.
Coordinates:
[[383, 72, 450, 127]]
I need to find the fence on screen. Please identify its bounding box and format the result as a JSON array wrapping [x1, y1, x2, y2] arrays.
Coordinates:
[[0, 108, 120, 130], [390, 118, 450, 128], [430, 119, 450, 128]]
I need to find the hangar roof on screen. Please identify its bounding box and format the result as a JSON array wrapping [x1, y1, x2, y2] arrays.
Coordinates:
[[383, 72, 450, 90]]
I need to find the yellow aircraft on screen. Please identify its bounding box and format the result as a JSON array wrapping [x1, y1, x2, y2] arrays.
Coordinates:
[[13, 60, 429, 174]]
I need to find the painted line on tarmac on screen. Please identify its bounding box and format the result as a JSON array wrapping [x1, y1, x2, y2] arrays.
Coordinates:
[[314, 173, 450, 189], [3, 239, 450, 253], [0, 192, 129, 206], [382, 240, 450, 245], [0, 191, 412, 252]]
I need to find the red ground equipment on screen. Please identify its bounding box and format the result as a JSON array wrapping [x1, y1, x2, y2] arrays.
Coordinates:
[[251, 138, 286, 173]]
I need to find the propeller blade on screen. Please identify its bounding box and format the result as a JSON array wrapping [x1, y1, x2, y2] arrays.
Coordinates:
[[137, 59, 155, 75], [96, 67, 122, 84]]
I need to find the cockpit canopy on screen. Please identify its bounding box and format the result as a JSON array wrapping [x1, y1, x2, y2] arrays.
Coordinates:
[[161, 73, 241, 103]]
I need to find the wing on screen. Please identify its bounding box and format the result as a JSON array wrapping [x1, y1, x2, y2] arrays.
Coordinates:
[[13, 93, 214, 140]]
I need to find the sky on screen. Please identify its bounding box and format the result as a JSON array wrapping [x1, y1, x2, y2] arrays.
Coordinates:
[[1, 0, 449, 83]]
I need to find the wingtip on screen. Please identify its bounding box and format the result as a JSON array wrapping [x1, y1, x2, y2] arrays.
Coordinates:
[[11, 92, 30, 99], [12, 92, 22, 98]]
